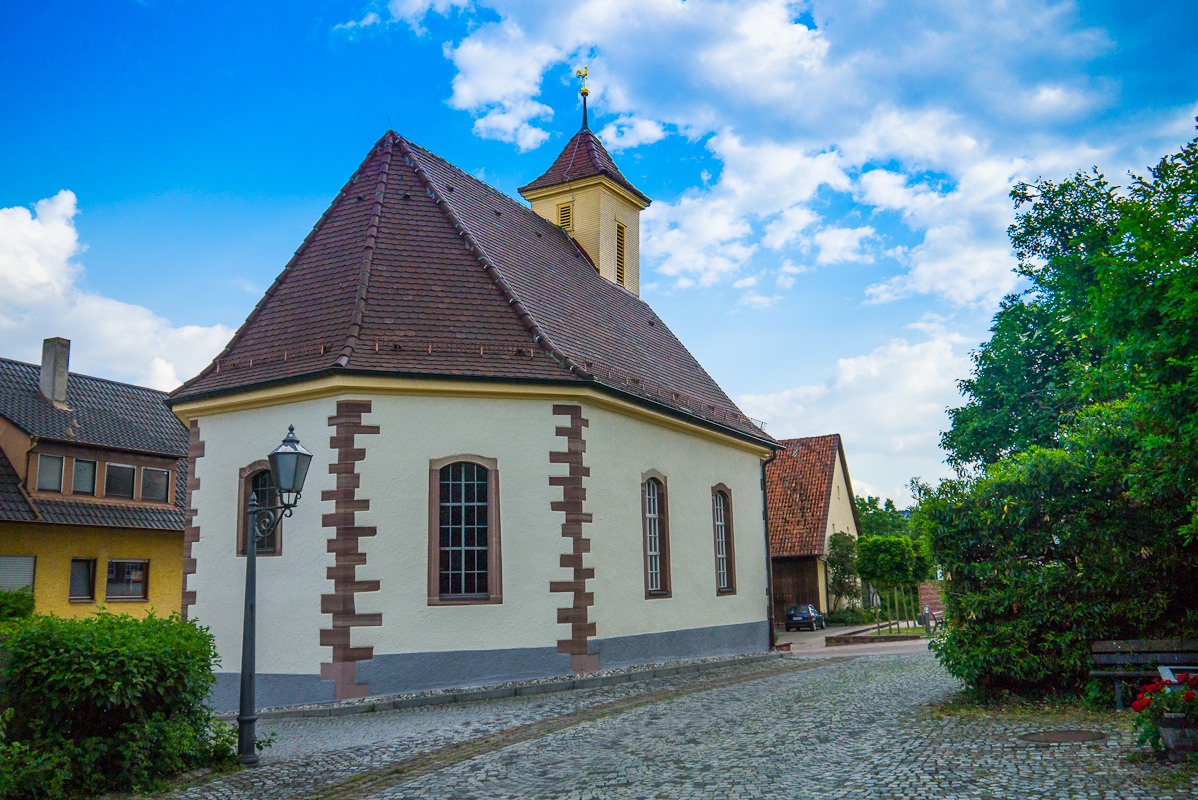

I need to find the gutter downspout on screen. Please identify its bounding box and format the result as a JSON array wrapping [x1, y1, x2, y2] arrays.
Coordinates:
[[761, 449, 779, 651]]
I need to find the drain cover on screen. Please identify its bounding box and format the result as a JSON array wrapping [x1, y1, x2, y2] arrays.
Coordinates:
[[1019, 730, 1107, 743]]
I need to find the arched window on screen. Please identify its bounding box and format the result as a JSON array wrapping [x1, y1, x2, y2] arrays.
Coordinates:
[[428, 456, 502, 605], [712, 485, 736, 594], [238, 461, 280, 556], [642, 474, 671, 598]]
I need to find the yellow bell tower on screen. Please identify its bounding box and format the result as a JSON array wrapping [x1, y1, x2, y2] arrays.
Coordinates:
[[518, 68, 652, 295]]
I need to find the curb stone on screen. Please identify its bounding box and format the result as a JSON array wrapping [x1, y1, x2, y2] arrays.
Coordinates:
[[215, 651, 779, 722]]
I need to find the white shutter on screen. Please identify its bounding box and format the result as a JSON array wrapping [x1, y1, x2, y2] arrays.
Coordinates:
[[0, 556, 36, 591]]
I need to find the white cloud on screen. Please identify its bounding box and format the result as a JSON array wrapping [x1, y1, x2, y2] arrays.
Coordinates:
[[597, 116, 667, 152], [0, 192, 231, 390], [738, 291, 783, 308], [443, 21, 562, 150], [333, 10, 381, 34], [813, 225, 875, 264], [738, 325, 970, 504]]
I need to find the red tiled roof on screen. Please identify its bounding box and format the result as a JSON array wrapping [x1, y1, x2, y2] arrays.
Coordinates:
[[170, 132, 767, 445], [517, 127, 651, 206], [765, 434, 859, 557]]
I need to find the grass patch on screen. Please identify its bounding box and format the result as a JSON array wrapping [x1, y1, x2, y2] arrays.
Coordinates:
[[925, 689, 1129, 728]]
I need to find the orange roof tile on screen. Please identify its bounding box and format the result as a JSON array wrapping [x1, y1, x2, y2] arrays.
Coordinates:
[[765, 434, 859, 557]]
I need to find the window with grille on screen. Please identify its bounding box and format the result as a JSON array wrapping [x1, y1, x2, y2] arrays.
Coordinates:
[[616, 222, 626, 286], [241, 470, 278, 555], [643, 477, 670, 597], [557, 203, 573, 230], [439, 461, 489, 597], [713, 487, 735, 593]]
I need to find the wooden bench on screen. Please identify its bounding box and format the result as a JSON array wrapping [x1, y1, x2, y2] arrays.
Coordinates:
[[1091, 640, 1198, 711]]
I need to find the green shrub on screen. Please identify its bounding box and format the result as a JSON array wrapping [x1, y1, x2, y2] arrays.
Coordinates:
[[0, 588, 34, 622], [0, 612, 237, 798], [826, 607, 873, 625]]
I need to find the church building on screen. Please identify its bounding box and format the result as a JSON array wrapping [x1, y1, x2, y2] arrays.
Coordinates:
[[169, 100, 778, 711]]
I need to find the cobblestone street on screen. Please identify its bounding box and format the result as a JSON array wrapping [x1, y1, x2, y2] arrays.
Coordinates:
[[172, 652, 1198, 800]]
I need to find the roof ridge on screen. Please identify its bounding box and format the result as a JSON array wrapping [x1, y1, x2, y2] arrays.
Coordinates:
[[0, 356, 169, 397], [394, 137, 592, 381], [171, 133, 395, 398], [336, 133, 395, 368]]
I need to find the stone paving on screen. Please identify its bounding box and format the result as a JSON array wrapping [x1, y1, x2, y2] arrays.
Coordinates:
[[170, 652, 1198, 800]]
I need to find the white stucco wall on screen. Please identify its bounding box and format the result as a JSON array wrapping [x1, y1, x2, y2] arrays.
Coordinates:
[[583, 405, 767, 639], [824, 452, 858, 551], [187, 391, 767, 678], [188, 397, 337, 675]]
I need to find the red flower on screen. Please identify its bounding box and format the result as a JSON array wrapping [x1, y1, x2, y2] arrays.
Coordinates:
[[1184, 691, 1196, 703], [1189, 676, 1198, 690], [1179, 672, 1191, 682], [1132, 698, 1151, 712]]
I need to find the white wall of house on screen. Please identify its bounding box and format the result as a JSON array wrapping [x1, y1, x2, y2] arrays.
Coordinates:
[[824, 453, 858, 551], [186, 391, 767, 683], [188, 396, 337, 675]]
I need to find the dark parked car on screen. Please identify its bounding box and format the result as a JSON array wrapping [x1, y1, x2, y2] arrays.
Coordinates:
[[785, 604, 826, 631]]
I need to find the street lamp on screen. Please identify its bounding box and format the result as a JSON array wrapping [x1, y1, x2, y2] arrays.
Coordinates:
[[238, 425, 312, 766]]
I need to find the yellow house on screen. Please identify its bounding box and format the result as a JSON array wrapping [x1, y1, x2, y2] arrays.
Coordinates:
[[0, 338, 187, 618]]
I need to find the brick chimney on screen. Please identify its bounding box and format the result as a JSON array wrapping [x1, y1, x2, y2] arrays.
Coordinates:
[[39, 337, 70, 403]]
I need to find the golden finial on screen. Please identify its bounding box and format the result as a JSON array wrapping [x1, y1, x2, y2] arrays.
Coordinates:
[[576, 66, 589, 97]]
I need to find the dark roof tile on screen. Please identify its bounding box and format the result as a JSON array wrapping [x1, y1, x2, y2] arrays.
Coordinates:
[[517, 127, 651, 205], [171, 132, 769, 445], [0, 449, 36, 522]]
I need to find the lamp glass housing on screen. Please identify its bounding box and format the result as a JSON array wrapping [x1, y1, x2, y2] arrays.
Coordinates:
[[268, 425, 312, 503]]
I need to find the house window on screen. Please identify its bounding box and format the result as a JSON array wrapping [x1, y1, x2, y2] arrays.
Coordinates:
[[712, 485, 736, 594], [427, 455, 502, 605], [72, 459, 97, 495], [440, 462, 488, 597], [105, 560, 148, 600], [642, 475, 671, 597], [104, 464, 136, 499], [141, 467, 170, 503], [36, 454, 64, 492], [0, 556, 35, 592], [69, 558, 96, 601], [616, 222, 626, 286], [557, 203, 573, 230], [238, 463, 279, 556]]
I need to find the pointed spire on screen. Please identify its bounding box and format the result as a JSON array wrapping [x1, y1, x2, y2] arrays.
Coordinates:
[[576, 66, 590, 130]]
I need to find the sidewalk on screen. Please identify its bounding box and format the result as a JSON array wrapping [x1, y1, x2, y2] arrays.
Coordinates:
[[776, 623, 931, 656]]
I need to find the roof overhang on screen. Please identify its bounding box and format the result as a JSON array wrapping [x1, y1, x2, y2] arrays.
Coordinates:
[[170, 371, 774, 458], [519, 174, 651, 211]]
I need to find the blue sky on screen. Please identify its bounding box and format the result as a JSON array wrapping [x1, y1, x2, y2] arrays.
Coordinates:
[[2, 0, 1196, 502]]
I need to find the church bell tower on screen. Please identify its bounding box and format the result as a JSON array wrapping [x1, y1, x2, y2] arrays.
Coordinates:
[[518, 69, 652, 295]]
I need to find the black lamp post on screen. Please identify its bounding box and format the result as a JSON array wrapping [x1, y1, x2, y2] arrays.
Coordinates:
[[238, 425, 312, 766]]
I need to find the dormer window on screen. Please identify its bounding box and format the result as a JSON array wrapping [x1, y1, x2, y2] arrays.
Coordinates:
[[73, 460, 97, 495], [36, 454, 64, 492], [557, 203, 574, 230], [104, 464, 136, 499], [141, 467, 171, 503]]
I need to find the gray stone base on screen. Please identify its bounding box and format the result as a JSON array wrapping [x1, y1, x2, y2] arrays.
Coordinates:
[[588, 620, 768, 668], [210, 672, 336, 713], [209, 620, 768, 712]]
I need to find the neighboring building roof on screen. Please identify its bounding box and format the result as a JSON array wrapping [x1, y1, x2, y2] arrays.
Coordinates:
[[0, 358, 188, 457], [0, 357, 188, 529], [170, 132, 770, 447], [765, 434, 860, 558], [0, 450, 36, 522], [517, 127, 652, 206]]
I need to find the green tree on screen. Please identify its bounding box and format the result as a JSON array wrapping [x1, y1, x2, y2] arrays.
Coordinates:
[[854, 495, 909, 538], [922, 132, 1198, 694], [857, 536, 916, 628], [826, 531, 858, 610]]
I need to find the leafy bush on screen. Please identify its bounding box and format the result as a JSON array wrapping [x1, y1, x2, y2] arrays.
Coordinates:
[[0, 612, 236, 798], [857, 537, 914, 588], [826, 606, 874, 625], [0, 588, 34, 622], [825, 531, 858, 610]]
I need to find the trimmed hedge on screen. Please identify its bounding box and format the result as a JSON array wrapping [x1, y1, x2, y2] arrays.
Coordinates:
[[0, 612, 236, 798], [0, 589, 33, 622]]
